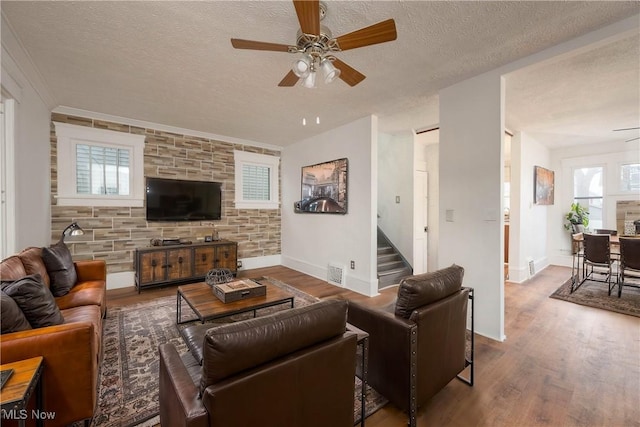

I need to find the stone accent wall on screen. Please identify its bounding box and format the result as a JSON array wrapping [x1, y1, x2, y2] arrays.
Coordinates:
[[50, 113, 281, 274]]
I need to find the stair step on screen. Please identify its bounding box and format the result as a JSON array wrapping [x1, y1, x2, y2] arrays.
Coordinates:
[[377, 246, 394, 254], [378, 267, 412, 288], [378, 266, 411, 277], [378, 260, 406, 272], [377, 253, 401, 263]]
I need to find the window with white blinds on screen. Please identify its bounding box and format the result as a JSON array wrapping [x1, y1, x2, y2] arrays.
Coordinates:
[[242, 164, 270, 200], [54, 122, 145, 207], [234, 150, 279, 209], [76, 144, 130, 195]]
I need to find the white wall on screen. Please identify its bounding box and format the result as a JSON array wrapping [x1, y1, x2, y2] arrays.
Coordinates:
[[1, 18, 52, 250], [281, 116, 379, 296], [439, 72, 505, 341], [548, 140, 640, 266], [509, 132, 551, 282], [377, 131, 413, 262]]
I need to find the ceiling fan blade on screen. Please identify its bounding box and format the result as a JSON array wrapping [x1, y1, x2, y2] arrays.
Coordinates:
[[613, 127, 640, 131], [333, 58, 366, 87], [278, 70, 299, 87], [335, 19, 397, 51], [626, 137, 640, 142], [231, 39, 292, 52], [293, 0, 320, 35]]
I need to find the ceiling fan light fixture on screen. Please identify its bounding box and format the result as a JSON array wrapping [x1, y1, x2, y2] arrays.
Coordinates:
[[292, 54, 312, 78], [320, 58, 340, 84], [302, 71, 317, 89]]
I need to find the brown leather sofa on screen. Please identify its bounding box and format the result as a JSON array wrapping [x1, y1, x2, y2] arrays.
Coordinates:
[[0, 246, 106, 427], [159, 299, 358, 427], [347, 264, 474, 427]]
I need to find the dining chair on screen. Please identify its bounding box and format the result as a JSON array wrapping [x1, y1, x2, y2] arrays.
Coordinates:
[[594, 229, 618, 236], [570, 232, 584, 293], [618, 237, 640, 298], [581, 233, 618, 296], [594, 229, 620, 261]]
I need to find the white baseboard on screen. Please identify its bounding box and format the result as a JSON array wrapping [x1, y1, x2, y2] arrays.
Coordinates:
[[281, 255, 379, 297], [107, 271, 135, 290], [237, 254, 281, 271]]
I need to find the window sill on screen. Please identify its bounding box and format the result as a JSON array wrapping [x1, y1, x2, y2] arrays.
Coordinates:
[[234, 201, 279, 210], [56, 196, 144, 208]]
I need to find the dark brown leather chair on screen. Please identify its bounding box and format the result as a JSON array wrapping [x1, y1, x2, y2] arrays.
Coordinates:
[[159, 299, 357, 427], [581, 233, 617, 295], [347, 264, 473, 427], [618, 237, 640, 297]]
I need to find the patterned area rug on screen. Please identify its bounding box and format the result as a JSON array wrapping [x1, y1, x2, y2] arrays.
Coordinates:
[[549, 277, 640, 317], [91, 277, 387, 426]]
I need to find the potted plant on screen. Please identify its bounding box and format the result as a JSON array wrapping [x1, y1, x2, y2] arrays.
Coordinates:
[[564, 202, 589, 233]]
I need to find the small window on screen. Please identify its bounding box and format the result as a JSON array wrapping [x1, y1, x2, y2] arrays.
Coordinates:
[[573, 166, 604, 230], [620, 163, 640, 192], [54, 122, 145, 207], [76, 144, 130, 195], [234, 150, 279, 209]]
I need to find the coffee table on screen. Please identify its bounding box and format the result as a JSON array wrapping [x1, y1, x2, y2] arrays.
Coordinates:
[[177, 279, 294, 324]]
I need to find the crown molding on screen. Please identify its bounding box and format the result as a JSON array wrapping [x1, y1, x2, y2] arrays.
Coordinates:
[[52, 106, 283, 151], [1, 11, 57, 108]]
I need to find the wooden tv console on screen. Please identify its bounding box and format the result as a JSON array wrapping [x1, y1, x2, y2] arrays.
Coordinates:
[[134, 240, 238, 292]]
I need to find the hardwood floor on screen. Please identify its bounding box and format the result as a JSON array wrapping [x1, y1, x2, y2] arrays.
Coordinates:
[[107, 265, 640, 427]]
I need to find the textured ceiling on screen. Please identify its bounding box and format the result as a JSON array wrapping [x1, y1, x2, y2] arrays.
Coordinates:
[[2, 1, 639, 147]]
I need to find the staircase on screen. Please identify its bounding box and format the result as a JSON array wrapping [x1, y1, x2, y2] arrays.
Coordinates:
[[377, 228, 413, 289]]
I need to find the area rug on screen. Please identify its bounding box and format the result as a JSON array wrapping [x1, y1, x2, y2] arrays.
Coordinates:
[[549, 277, 640, 318], [91, 277, 388, 426]]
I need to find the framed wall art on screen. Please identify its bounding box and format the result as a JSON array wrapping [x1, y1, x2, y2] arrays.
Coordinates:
[[534, 165, 555, 205], [295, 158, 348, 214]]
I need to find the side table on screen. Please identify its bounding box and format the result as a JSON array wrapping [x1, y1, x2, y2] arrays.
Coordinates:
[[347, 322, 369, 427], [0, 356, 44, 427]]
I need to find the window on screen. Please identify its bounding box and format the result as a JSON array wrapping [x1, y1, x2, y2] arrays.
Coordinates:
[[573, 166, 603, 230], [76, 144, 130, 195], [620, 163, 640, 192], [54, 122, 145, 207], [234, 150, 279, 209]]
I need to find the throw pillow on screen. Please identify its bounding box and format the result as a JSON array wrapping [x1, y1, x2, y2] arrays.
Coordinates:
[[1, 290, 32, 333], [395, 264, 464, 319], [42, 240, 77, 296], [1, 274, 65, 328]]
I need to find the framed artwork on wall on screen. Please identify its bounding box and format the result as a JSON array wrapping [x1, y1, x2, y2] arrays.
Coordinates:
[[295, 158, 348, 214], [534, 165, 555, 205]]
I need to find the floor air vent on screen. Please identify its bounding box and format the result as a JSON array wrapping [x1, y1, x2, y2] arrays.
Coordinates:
[[328, 263, 346, 287]]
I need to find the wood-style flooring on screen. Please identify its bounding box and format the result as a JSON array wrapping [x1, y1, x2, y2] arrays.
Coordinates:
[[107, 265, 640, 427]]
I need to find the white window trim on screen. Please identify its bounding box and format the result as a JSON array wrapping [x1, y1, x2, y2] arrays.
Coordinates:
[[54, 122, 145, 207], [234, 150, 279, 210]]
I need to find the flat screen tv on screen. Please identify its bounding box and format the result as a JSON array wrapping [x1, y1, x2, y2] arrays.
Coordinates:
[[146, 177, 222, 221]]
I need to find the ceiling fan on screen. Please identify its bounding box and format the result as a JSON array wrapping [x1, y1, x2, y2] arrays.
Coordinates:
[[230, 0, 397, 88], [613, 127, 640, 142]]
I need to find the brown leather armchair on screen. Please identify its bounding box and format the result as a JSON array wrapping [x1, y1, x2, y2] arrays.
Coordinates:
[[159, 299, 358, 427], [347, 264, 474, 427]]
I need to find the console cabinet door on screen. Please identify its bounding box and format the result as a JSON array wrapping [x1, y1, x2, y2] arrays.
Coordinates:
[[167, 248, 193, 281], [138, 251, 167, 285], [194, 247, 215, 276], [215, 244, 237, 271]]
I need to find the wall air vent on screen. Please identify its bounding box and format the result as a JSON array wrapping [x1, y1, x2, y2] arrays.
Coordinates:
[[328, 263, 346, 287], [528, 259, 535, 277]]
